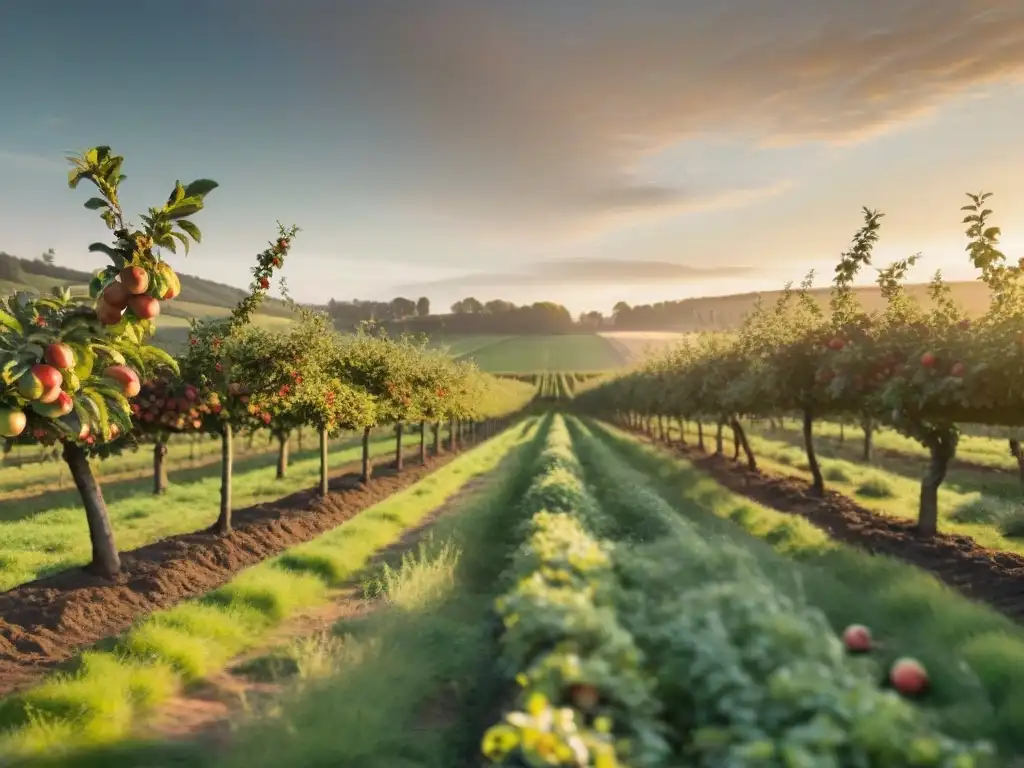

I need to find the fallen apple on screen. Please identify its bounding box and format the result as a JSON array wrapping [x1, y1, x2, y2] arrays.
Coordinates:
[[842, 624, 873, 653], [889, 658, 929, 697]]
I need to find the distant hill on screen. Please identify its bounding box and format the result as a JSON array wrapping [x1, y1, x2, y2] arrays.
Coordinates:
[[610, 280, 994, 332], [0, 251, 296, 352]]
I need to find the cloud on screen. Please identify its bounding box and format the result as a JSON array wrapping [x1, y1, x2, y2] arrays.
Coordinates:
[[251, 0, 1024, 238], [395, 258, 752, 292]]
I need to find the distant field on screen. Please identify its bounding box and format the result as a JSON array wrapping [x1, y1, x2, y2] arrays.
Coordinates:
[[436, 334, 627, 372], [598, 330, 689, 363]]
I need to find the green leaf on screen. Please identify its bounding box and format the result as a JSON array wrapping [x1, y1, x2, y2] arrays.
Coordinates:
[[167, 181, 186, 206], [163, 197, 203, 220], [83, 197, 109, 210], [176, 219, 202, 243], [155, 234, 177, 254], [91, 344, 126, 365], [142, 345, 179, 375], [88, 242, 121, 259], [0, 310, 23, 335], [183, 179, 219, 198], [171, 231, 191, 255]]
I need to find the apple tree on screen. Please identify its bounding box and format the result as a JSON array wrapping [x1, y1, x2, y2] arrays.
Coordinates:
[[0, 146, 214, 578]]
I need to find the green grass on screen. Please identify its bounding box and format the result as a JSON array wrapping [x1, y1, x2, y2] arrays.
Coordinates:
[[0, 427, 342, 497], [726, 427, 1024, 556], [0, 417, 541, 762], [426, 334, 515, 357], [0, 431, 413, 591], [581, 417, 1024, 757], [457, 334, 627, 373]]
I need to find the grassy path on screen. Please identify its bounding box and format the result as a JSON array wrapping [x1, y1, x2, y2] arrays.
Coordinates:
[[0, 417, 544, 764]]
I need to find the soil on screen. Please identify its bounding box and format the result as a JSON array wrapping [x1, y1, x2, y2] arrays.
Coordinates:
[[0, 449, 469, 697], [645, 435, 1024, 623], [138, 477, 490, 747]]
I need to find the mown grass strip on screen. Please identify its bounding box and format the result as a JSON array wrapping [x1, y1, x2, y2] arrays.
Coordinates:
[[0, 420, 535, 763], [587, 417, 1024, 759], [566, 416, 993, 766]]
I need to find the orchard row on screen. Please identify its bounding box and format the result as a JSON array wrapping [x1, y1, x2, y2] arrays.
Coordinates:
[[483, 416, 990, 766], [575, 193, 1024, 534], [0, 146, 534, 581]]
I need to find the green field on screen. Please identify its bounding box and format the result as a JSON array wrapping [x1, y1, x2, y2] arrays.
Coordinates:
[[427, 333, 625, 372]]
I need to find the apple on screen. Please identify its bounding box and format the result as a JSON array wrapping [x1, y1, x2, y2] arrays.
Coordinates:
[[258, 277, 270, 290], [44, 343, 76, 370], [31, 391, 73, 418], [828, 337, 845, 351], [184, 384, 198, 401], [19, 364, 63, 402], [890, 658, 929, 696], [0, 408, 27, 437], [920, 352, 937, 368], [120, 265, 150, 294], [842, 624, 872, 653], [957, 318, 971, 330], [128, 294, 160, 320], [261, 411, 272, 425], [102, 281, 131, 310], [104, 365, 141, 397], [96, 299, 125, 325], [950, 362, 966, 378]]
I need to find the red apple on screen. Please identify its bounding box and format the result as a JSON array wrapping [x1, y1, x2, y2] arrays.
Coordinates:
[[827, 337, 845, 351], [19, 364, 63, 403], [128, 294, 160, 320], [0, 407, 27, 437], [102, 281, 131, 310], [120, 266, 150, 294], [258, 277, 270, 290], [96, 299, 125, 325], [44, 343, 76, 371], [957, 318, 971, 330], [31, 391, 73, 418], [842, 624, 873, 653], [890, 658, 929, 696], [104, 365, 141, 398], [950, 362, 965, 378], [920, 352, 937, 368]]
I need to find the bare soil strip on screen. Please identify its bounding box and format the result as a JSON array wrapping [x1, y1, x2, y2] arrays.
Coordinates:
[[0, 451, 463, 696]]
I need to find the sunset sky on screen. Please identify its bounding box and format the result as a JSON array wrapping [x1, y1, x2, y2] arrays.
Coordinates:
[[2, 1, 1023, 315]]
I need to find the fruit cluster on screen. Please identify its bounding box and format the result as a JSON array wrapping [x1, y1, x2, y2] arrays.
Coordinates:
[[93, 258, 179, 325], [132, 377, 217, 432]]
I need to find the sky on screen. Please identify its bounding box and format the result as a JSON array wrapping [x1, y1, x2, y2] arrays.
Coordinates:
[[2, 0, 1024, 316]]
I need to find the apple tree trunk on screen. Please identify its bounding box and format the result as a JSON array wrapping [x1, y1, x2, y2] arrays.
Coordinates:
[[319, 426, 329, 496], [433, 421, 441, 456], [214, 423, 233, 534], [153, 439, 169, 495], [919, 430, 957, 536], [63, 440, 121, 579], [395, 422, 404, 471], [276, 431, 289, 480], [802, 408, 824, 497], [361, 426, 372, 484], [419, 420, 427, 464]]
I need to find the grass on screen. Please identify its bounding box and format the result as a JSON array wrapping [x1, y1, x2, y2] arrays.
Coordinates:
[[581, 417, 1024, 757], [726, 427, 1024, 555], [458, 334, 627, 373], [0, 426, 349, 498], [426, 334, 515, 357], [0, 416, 542, 763], [0, 431, 413, 591]]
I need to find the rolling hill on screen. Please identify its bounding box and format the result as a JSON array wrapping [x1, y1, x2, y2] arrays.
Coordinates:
[[0, 251, 296, 350]]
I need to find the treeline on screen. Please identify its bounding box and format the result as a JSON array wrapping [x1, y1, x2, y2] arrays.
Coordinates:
[[324, 296, 578, 335]]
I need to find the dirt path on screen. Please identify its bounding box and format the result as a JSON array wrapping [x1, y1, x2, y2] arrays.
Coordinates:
[[136, 474, 493, 749], [633, 432, 1024, 623], [0, 448, 472, 697]]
